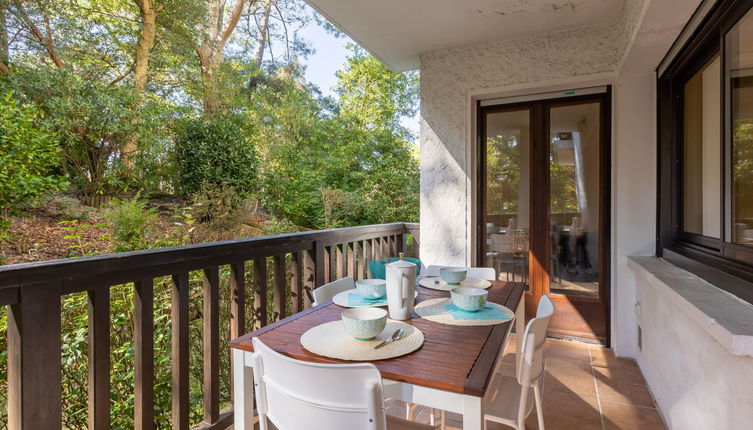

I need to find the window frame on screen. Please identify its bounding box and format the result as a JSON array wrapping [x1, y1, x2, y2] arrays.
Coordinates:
[[657, 0, 753, 304]]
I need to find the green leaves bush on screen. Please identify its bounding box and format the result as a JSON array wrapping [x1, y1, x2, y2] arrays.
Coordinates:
[[107, 197, 158, 252], [0, 92, 66, 230], [176, 115, 260, 196]]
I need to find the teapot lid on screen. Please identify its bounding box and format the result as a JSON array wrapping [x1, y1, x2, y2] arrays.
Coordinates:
[[387, 259, 416, 268]]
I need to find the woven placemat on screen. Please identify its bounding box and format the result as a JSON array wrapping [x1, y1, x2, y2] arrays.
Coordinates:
[[300, 320, 424, 361], [418, 277, 492, 292], [414, 298, 514, 326]]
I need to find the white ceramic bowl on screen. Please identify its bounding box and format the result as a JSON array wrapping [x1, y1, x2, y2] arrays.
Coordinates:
[[450, 287, 488, 312], [440, 267, 468, 285], [355, 279, 387, 299], [341, 307, 388, 340]]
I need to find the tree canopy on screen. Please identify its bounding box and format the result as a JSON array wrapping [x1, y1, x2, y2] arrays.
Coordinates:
[[0, 0, 420, 232]]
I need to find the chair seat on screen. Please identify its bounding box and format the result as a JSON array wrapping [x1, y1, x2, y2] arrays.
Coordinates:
[[483, 375, 534, 427], [387, 414, 439, 430]]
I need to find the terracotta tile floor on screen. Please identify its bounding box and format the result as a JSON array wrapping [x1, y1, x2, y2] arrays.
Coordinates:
[[385, 335, 667, 430]]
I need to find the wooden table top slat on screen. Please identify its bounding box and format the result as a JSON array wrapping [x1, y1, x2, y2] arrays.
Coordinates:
[[231, 280, 525, 397]]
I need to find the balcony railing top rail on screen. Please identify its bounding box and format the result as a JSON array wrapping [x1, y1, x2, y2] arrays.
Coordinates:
[[1, 221, 420, 430]]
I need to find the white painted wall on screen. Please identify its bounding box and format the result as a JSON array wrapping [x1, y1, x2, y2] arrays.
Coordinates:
[[631, 259, 753, 429], [610, 73, 657, 357]]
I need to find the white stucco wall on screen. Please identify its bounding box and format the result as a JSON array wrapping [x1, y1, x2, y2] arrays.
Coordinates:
[[630, 257, 753, 430], [417, 0, 650, 353], [418, 1, 647, 268]]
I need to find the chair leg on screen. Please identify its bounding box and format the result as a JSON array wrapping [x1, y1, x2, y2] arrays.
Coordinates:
[[440, 409, 446, 430], [406, 402, 418, 420], [533, 383, 545, 430]]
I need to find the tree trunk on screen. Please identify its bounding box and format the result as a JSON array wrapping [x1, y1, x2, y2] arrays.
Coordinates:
[[133, 1, 159, 94], [252, 1, 272, 67], [10, 0, 64, 68], [198, 0, 248, 118], [123, 0, 161, 167], [0, 2, 9, 73], [247, 0, 272, 93]]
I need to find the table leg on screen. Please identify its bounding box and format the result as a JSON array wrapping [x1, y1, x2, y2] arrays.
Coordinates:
[[515, 296, 525, 377], [462, 395, 483, 430], [233, 349, 255, 430]]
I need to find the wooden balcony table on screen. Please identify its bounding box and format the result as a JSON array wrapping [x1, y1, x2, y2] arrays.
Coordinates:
[[231, 279, 526, 430]]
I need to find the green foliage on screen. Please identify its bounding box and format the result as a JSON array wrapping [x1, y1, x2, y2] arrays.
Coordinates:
[[0, 92, 66, 227], [3, 68, 171, 197], [50, 195, 95, 221], [336, 45, 419, 136], [59, 220, 108, 257], [107, 197, 158, 252], [176, 116, 260, 196]]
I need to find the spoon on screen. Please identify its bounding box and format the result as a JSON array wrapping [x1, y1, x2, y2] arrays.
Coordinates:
[[374, 328, 404, 350]]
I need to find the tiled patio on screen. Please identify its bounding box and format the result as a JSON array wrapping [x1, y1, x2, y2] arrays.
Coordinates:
[[385, 335, 666, 430]]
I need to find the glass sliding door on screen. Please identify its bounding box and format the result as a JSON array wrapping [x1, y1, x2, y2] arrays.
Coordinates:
[[478, 89, 611, 342], [481, 109, 530, 285], [548, 103, 602, 298]]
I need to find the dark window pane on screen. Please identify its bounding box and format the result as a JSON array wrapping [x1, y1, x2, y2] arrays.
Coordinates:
[[683, 54, 721, 238], [727, 8, 753, 247]]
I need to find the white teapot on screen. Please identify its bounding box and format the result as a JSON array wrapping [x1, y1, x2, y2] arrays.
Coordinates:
[[386, 254, 416, 320]]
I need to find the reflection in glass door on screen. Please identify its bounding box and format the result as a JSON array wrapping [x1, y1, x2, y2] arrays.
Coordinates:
[[549, 103, 601, 298], [481, 109, 530, 286], [478, 89, 610, 342]]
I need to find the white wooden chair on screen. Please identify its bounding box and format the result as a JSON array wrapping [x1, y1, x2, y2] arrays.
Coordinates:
[[312, 276, 355, 306], [483, 295, 554, 430], [250, 337, 438, 430], [425, 265, 497, 281]]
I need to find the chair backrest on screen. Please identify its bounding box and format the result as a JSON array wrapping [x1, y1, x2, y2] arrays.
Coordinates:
[[518, 295, 554, 388], [251, 337, 386, 430], [312, 276, 355, 306], [425, 265, 497, 281], [490, 234, 515, 253]]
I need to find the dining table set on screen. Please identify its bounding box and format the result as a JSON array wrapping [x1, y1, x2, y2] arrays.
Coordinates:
[[231, 255, 527, 430]]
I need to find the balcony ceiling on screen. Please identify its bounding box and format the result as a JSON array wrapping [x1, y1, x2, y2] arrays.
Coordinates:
[[306, 0, 626, 71]]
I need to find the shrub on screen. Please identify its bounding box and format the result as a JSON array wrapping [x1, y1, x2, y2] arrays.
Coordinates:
[[51, 195, 94, 221], [0, 92, 67, 231], [175, 116, 259, 196], [107, 197, 158, 252]]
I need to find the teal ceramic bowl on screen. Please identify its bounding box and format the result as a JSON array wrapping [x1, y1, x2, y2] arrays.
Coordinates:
[[450, 287, 488, 312], [369, 257, 421, 280], [355, 279, 387, 299], [341, 308, 388, 340], [439, 267, 468, 285]]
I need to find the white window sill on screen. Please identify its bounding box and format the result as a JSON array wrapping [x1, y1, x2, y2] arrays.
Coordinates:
[[628, 256, 753, 357]]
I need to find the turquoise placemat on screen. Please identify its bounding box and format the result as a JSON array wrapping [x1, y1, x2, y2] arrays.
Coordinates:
[[444, 303, 511, 320], [348, 293, 386, 306]]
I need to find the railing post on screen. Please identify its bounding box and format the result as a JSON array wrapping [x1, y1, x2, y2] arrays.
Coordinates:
[[171, 273, 190, 430], [203, 267, 220, 424], [273, 255, 286, 321], [304, 249, 316, 308], [230, 262, 246, 339], [412, 229, 421, 259], [7, 281, 62, 430], [291, 252, 304, 313], [253, 258, 268, 328], [229, 262, 245, 403], [314, 240, 325, 288], [88, 287, 110, 430], [134, 279, 154, 430]]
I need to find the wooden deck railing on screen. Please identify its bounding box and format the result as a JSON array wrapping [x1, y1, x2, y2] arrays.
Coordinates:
[[0, 222, 420, 429]]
